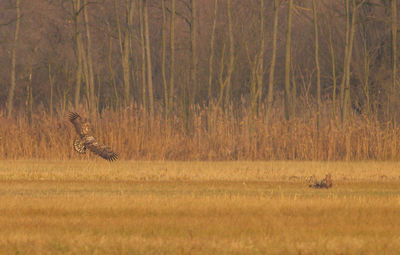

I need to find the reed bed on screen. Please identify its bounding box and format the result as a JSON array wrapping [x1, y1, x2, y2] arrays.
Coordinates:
[[0, 106, 399, 161]]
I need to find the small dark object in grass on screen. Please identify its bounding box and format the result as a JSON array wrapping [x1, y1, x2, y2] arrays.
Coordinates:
[[309, 173, 332, 189]]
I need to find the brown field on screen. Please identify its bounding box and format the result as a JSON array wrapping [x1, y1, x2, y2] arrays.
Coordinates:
[[0, 160, 400, 254]]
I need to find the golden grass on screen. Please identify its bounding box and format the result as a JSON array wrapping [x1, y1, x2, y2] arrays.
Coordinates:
[[1, 108, 400, 161], [0, 160, 399, 254]]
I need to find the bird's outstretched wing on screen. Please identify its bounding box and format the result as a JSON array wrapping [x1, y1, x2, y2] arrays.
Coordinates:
[[83, 136, 119, 161], [68, 112, 85, 137], [68, 112, 118, 161]]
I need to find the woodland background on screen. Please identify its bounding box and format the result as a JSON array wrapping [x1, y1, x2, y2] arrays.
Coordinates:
[[1, 0, 400, 161]]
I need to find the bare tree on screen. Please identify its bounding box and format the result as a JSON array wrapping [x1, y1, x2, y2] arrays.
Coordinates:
[[225, 0, 235, 107], [217, 0, 235, 109], [312, 0, 321, 129], [250, 0, 265, 117], [257, 0, 265, 109], [143, 0, 154, 116], [25, 47, 36, 123], [1, 0, 398, 133], [7, 0, 21, 118], [48, 63, 55, 120], [71, 0, 84, 109], [161, 0, 168, 115], [169, 0, 176, 117], [391, 0, 397, 121], [248, 0, 265, 119], [106, 22, 120, 109], [266, 0, 279, 123], [83, 0, 96, 116], [115, 0, 134, 107], [339, 0, 350, 122], [284, 0, 293, 120], [327, 18, 337, 120], [190, 0, 198, 106], [208, 0, 218, 105], [342, 0, 365, 122], [139, 0, 147, 110]]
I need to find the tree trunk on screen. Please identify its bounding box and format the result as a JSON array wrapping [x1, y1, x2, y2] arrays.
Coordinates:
[[161, 0, 168, 116], [225, 0, 235, 108], [72, 0, 83, 110], [107, 22, 120, 109], [362, 28, 370, 116], [291, 62, 296, 117], [114, 0, 123, 55], [190, 0, 198, 106], [139, 0, 147, 110], [328, 21, 337, 120], [208, 0, 218, 105], [312, 0, 321, 130], [248, 44, 258, 118], [25, 57, 33, 123], [169, 0, 176, 117], [122, 20, 131, 107], [48, 63, 54, 120], [81, 38, 90, 112], [143, 0, 154, 117], [391, 0, 397, 121], [266, 0, 279, 123], [83, 0, 96, 116], [217, 44, 226, 108], [7, 0, 21, 118], [117, 0, 134, 107], [249, 0, 265, 119], [256, 0, 265, 114], [343, 0, 363, 121], [284, 0, 293, 120], [216, 0, 235, 111], [340, 0, 350, 122]]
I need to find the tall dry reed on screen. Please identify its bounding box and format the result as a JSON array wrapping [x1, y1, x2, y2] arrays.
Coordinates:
[[0, 104, 399, 161]]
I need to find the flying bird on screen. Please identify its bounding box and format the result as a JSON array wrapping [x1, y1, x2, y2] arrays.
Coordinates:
[[68, 112, 118, 161]]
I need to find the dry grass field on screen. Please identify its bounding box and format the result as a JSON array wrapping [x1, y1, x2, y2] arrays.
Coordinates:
[[3, 109, 400, 161], [0, 160, 399, 254]]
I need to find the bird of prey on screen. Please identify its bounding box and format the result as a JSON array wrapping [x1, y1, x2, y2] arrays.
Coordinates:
[[68, 112, 118, 161]]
